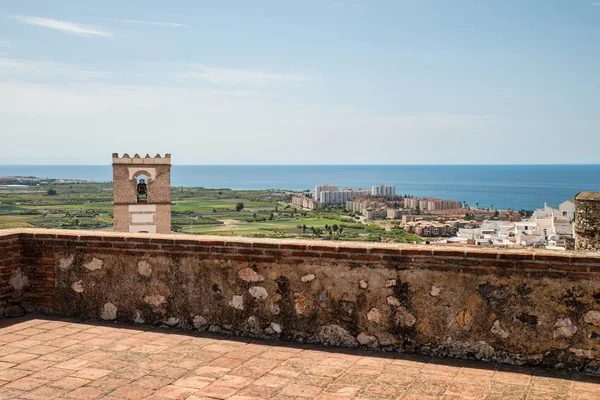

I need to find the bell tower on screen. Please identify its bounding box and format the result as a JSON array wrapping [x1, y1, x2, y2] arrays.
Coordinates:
[[112, 153, 172, 234]]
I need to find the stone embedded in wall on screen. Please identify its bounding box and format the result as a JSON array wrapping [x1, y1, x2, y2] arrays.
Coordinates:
[[137, 260, 152, 277], [249, 286, 268, 300], [357, 332, 378, 347], [570, 348, 595, 359], [193, 315, 208, 330], [229, 295, 244, 310], [359, 280, 369, 289], [430, 286, 442, 297], [164, 317, 179, 327], [270, 303, 280, 315], [84, 258, 103, 271], [269, 322, 282, 334], [71, 280, 84, 293], [584, 310, 600, 327], [301, 274, 316, 282], [144, 295, 166, 307], [367, 308, 381, 324], [490, 320, 509, 339], [134, 310, 145, 324], [59, 255, 74, 270], [294, 293, 308, 315], [238, 268, 265, 283], [317, 325, 358, 348], [456, 310, 473, 329], [386, 296, 400, 307], [553, 318, 578, 338], [245, 316, 261, 334], [385, 279, 397, 287], [394, 307, 416, 328], [100, 303, 117, 320], [9, 268, 28, 291]]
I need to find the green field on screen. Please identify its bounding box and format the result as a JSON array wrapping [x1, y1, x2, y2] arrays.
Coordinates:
[[181, 218, 344, 235]]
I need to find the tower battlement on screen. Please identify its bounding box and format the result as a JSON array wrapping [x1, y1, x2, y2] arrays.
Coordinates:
[[112, 153, 171, 165]]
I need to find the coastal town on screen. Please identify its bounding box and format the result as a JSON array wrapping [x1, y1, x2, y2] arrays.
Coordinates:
[[293, 183, 578, 250]]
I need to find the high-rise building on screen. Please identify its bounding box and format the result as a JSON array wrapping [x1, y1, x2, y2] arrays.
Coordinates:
[[372, 185, 396, 197], [314, 184, 339, 201]]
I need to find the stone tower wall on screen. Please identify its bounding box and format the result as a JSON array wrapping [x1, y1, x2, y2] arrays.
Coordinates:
[[112, 153, 171, 234], [575, 192, 600, 251]]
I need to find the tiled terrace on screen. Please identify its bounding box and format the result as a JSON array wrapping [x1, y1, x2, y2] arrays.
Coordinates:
[[0, 317, 599, 400]]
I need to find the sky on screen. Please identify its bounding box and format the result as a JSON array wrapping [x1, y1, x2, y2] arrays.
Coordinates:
[[0, 0, 599, 165]]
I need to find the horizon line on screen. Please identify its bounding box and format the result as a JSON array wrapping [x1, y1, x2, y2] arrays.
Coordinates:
[[1, 163, 600, 167]]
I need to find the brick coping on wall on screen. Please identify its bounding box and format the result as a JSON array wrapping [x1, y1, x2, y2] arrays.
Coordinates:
[[3, 228, 600, 279]]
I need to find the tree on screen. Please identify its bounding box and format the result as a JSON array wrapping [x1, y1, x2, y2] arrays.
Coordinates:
[[339, 226, 344, 234], [332, 224, 339, 233], [235, 202, 244, 212], [47, 188, 57, 196], [302, 224, 307, 233]]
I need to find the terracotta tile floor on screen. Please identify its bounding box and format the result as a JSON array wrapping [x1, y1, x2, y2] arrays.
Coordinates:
[[0, 317, 599, 399]]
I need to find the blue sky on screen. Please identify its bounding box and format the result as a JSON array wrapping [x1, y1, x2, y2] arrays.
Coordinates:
[[0, 0, 599, 165]]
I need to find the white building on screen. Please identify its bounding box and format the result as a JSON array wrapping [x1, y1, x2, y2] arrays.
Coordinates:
[[372, 185, 395, 197], [320, 189, 370, 204], [314, 185, 339, 201]]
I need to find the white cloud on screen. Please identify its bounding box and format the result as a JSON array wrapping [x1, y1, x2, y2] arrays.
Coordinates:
[[174, 65, 312, 86], [110, 19, 188, 28], [13, 16, 113, 37], [0, 39, 11, 47], [0, 57, 110, 81]]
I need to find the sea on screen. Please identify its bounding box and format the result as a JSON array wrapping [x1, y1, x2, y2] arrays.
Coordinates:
[[1, 165, 599, 211]]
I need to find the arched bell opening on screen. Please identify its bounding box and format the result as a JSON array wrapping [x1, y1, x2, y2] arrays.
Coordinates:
[[136, 174, 149, 203]]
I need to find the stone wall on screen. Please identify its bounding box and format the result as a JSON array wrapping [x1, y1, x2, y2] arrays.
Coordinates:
[[576, 192, 600, 251], [5, 229, 600, 371]]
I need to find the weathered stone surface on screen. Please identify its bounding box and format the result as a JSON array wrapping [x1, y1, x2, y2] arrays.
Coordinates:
[[456, 310, 473, 329], [84, 258, 103, 271], [137, 260, 152, 276], [490, 320, 509, 339], [584, 310, 600, 326], [294, 293, 308, 315], [100, 303, 117, 320], [301, 274, 316, 282], [134, 310, 145, 324], [71, 280, 84, 293], [269, 322, 282, 334], [357, 332, 377, 347], [144, 295, 166, 307], [394, 307, 416, 328], [367, 308, 381, 324], [238, 268, 264, 282], [386, 296, 400, 307], [9, 268, 28, 291], [249, 286, 268, 300], [193, 315, 208, 329], [317, 325, 358, 347], [570, 347, 595, 359], [3, 304, 25, 318], [553, 318, 577, 338], [229, 295, 244, 310], [58, 255, 74, 270]]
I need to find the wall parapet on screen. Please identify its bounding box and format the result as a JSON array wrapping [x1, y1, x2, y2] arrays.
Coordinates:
[[3, 228, 600, 371]]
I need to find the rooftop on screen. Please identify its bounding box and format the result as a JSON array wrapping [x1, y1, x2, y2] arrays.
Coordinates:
[[1, 316, 599, 400]]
